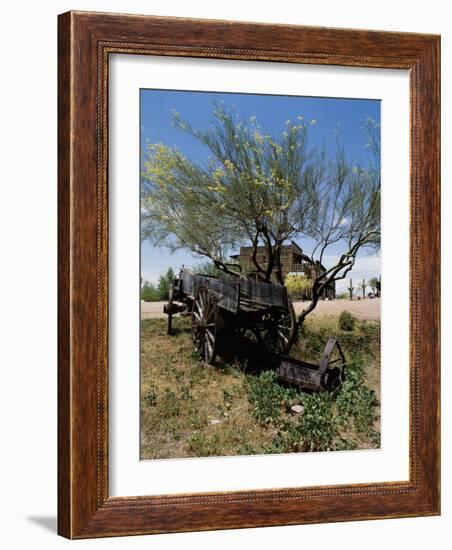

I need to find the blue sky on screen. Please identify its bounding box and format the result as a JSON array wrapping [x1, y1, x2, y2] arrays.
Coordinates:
[[140, 89, 380, 293]]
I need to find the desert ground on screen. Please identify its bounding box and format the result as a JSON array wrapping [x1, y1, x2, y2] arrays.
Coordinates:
[[141, 297, 381, 321]]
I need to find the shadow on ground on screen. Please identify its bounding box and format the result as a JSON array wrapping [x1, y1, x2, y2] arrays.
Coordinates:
[[26, 516, 57, 533]]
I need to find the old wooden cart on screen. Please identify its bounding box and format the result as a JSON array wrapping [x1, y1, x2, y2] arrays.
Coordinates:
[[164, 268, 296, 361], [164, 267, 345, 392]]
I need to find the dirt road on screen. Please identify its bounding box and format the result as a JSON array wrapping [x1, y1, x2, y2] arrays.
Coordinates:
[[141, 298, 380, 320]]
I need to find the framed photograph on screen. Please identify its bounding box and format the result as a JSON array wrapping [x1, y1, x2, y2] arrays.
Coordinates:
[[58, 11, 440, 538]]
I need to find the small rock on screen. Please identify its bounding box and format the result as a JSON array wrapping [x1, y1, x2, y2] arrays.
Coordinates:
[[209, 419, 221, 425], [291, 404, 304, 414]]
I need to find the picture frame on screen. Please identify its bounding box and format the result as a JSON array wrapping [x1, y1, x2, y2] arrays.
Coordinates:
[[58, 10, 440, 538]]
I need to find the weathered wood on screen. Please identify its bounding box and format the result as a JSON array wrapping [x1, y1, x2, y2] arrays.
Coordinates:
[[178, 270, 288, 312], [278, 337, 346, 393]]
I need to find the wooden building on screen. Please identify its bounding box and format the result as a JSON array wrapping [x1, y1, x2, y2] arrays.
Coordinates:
[[230, 240, 335, 299]]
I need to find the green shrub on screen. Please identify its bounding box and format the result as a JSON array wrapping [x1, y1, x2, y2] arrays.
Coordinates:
[[336, 354, 378, 435], [157, 267, 175, 300], [338, 310, 357, 331], [296, 392, 337, 451], [244, 371, 287, 424], [359, 320, 381, 340], [285, 273, 313, 300], [141, 281, 160, 302], [266, 392, 337, 453]]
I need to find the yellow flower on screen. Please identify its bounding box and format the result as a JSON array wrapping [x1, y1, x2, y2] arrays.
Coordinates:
[[254, 131, 263, 144]]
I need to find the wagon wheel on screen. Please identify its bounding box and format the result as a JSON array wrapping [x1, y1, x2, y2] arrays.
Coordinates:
[[242, 302, 297, 354], [191, 286, 220, 365], [320, 338, 346, 392], [264, 301, 297, 353]]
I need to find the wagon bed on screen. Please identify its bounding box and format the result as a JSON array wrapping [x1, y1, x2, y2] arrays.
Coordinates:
[[176, 269, 289, 314]]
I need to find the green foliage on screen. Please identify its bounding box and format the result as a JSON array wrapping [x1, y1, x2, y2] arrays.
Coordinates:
[[338, 310, 357, 331], [244, 371, 289, 424], [359, 320, 380, 340], [141, 269, 176, 302], [141, 281, 160, 302], [336, 354, 378, 435], [193, 261, 222, 277], [297, 393, 337, 451], [285, 273, 312, 300], [157, 267, 175, 300], [336, 291, 349, 299], [267, 393, 337, 453]]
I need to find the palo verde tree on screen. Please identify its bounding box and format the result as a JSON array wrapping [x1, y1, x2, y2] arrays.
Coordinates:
[[296, 116, 380, 327], [141, 106, 380, 329], [141, 105, 320, 285]]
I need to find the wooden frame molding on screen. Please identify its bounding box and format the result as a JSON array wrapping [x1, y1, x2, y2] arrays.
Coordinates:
[[58, 11, 440, 538]]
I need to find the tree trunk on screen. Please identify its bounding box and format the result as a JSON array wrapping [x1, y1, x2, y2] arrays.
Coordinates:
[[273, 243, 284, 285]]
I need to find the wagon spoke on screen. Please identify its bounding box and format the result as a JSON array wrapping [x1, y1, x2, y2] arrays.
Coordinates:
[[197, 300, 204, 318], [206, 301, 215, 319], [192, 286, 219, 364], [205, 335, 213, 359], [204, 299, 212, 320], [193, 310, 201, 322], [199, 290, 206, 311]]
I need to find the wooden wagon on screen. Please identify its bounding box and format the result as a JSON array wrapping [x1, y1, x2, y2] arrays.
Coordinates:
[[164, 267, 345, 392], [164, 268, 296, 363]]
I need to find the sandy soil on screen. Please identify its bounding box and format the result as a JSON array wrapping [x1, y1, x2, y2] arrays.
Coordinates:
[[141, 297, 380, 320]]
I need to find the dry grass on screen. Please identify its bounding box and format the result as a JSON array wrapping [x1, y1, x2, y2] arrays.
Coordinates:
[[140, 313, 380, 460], [140, 317, 279, 459]]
